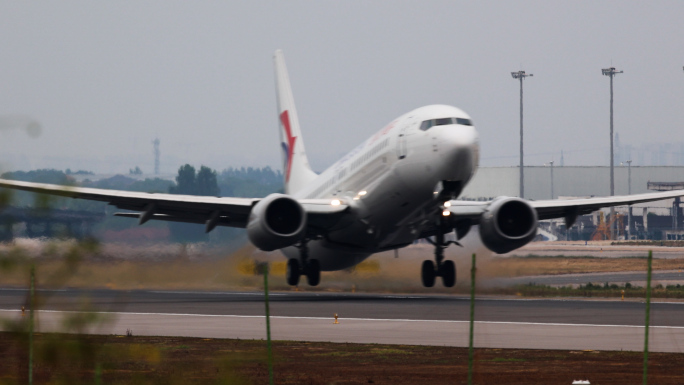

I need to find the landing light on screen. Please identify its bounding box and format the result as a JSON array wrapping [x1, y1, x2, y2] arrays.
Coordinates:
[[442, 209, 450, 217], [358, 190, 367, 196], [331, 199, 341, 206], [444, 201, 452, 208]]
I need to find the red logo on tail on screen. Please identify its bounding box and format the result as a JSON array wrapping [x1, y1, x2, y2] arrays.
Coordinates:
[[280, 110, 297, 183]]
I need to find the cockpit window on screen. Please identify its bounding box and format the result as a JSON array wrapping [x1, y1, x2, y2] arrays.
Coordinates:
[[419, 117, 473, 131], [419, 120, 433, 131], [456, 118, 473, 126]]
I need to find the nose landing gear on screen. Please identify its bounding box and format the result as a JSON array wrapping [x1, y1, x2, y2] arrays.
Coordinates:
[[422, 219, 459, 288], [421, 245, 457, 288], [286, 241, 321, 287]]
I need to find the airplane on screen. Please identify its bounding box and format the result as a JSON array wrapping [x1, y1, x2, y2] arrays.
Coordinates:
[[2, 49, 684, 288]]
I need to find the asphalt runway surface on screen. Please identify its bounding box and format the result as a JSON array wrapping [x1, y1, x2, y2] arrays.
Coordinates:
[[1, 288, 683, 352], [490, 270, 684, 287]]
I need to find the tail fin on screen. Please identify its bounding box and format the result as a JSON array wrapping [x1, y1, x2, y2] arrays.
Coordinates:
[[274, 49, 318, 195]]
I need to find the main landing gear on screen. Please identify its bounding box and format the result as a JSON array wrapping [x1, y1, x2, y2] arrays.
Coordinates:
[[422, 219, 459, 288], [286, 241, 321, 287]]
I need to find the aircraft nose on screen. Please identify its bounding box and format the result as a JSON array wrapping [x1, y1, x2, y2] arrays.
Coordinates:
[[434, 125, 479, 179], [436, 125, 478, 153]]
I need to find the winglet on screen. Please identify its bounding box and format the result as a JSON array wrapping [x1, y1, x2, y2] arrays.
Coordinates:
[[274, 50, 318, 195]]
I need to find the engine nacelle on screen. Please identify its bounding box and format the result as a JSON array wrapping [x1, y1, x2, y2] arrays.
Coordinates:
[[479, 197, 538, 254], [247, 194, 307, 251]]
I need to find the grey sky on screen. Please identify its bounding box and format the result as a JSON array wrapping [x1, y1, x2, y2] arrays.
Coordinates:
[[1, 1, 683, 175]]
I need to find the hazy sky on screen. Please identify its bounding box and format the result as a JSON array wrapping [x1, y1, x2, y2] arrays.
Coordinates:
[[1, 1, 683, 175]]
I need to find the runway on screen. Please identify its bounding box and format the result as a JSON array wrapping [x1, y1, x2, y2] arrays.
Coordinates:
[[489, 270, 684, 287], [1, 288, 683, 352]]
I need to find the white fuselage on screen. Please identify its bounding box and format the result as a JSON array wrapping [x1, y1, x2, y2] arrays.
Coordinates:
[[281, 105, 480, 270]]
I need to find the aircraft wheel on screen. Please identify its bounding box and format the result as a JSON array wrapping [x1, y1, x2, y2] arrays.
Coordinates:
[[441, 260, 456, 288], [306, 259, 321, 286], [421, 260, 436, 288], [286, 258, 301, 286]]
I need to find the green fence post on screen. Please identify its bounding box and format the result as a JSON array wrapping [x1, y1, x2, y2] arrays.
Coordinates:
[[643, 250, 652, 385], [468, 253, 476, 385], [95, 362, 102, 385], [29, 264, 35, 385], [263, 263, 274, 385]]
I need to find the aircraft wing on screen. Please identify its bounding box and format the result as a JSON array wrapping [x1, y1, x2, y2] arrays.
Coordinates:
[[529, 190, 684, 220], [447, 189, 684, 223], [0, 179, 348, 232]]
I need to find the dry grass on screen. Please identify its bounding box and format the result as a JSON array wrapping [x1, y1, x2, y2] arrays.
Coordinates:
[[479, 255, 684, 279], [1, 239, 682, 294], [0, 239, 490, 293]]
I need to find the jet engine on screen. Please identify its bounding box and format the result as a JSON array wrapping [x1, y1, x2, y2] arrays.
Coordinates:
[[247, 193, 307, 251], [479, 197, 538, 254]]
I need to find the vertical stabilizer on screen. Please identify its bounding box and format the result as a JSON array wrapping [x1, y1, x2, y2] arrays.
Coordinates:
[[274, 50, 318, 195]]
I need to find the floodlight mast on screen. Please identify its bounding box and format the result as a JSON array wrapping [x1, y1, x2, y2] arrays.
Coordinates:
[[511, 70, 533, 198], [602, 66, 623, 239]]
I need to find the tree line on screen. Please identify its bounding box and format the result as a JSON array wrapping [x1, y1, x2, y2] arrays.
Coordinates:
[[0, 165, 283, 244]]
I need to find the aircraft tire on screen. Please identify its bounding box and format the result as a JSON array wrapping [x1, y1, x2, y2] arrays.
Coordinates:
[[421, 260, 436, 288], [306, 259, 321, 286], [286, 258, 301, 286], [441, 260, 456, 288]]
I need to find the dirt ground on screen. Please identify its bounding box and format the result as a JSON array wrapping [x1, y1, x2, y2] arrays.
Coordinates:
[[0, 332, 682, 385]]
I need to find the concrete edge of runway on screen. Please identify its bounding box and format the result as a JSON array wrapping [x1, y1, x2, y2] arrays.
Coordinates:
[[1, 309, 682, 353], [3, 308, 684, 330]]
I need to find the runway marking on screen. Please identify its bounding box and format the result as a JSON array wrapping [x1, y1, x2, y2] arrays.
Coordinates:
[[148, 291, 288, 296], [147, 291, 424, 299], [1, 309, 683, 330], [0, 288, 67, 292]]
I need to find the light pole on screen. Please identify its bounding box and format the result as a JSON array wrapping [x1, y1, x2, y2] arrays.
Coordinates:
[[511, 70, 533, 198], [549, 161, 555, 199], [603, 66, 623, 239]]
